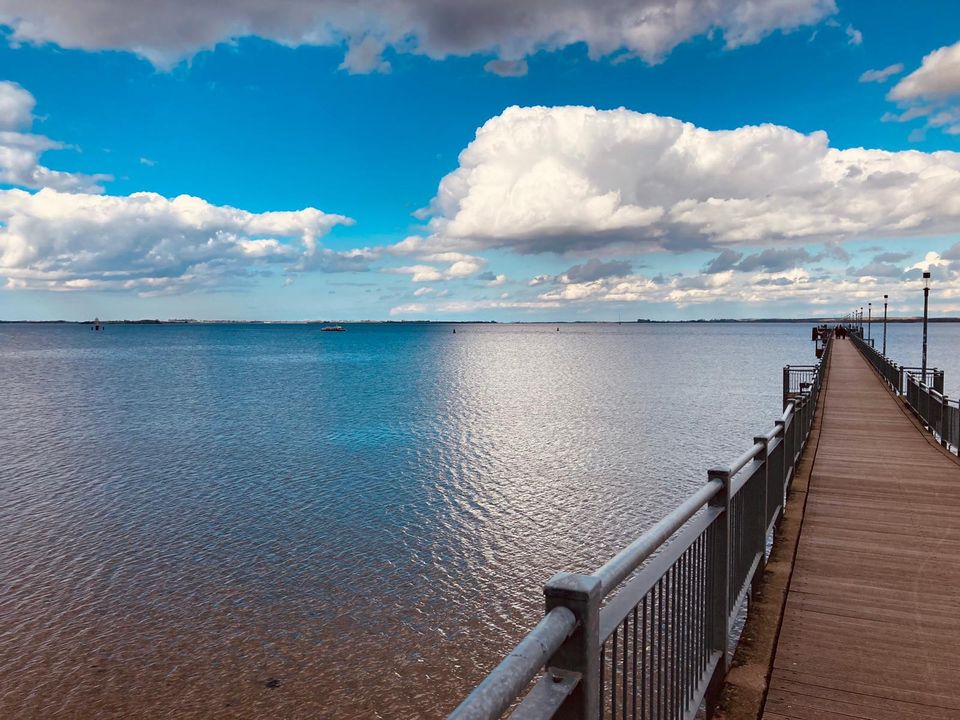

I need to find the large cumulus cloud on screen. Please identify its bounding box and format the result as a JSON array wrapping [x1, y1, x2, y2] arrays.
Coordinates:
[[422, 105, 960, 254], [0, 0, 836, 72], [0, 81, 360, 294], [0, 188, 356, 293]]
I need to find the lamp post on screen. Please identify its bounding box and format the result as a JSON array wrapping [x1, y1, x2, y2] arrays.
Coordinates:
[[922, 272, 931, 379], [883, 294, 888, 356], [860, 306, 864, 335], [868, 302, 872, 344]]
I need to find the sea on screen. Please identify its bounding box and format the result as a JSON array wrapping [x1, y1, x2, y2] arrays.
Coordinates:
[[1, 321, 957, 718]]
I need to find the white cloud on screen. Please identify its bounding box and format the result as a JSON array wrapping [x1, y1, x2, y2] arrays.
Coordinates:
[[390, 298, 561, 316], [845, 25, 862, 46], [0, 187, 355, 293], [389, 244, 960, 317], [529, 265, 900, 309], [890, 41, 960, 102], [0, 0, 836, 72], [886, 41, 960, 137], [0, 81, 34, 129], [859, 64, 903, 84], [384, 251, 487, 282], [382, 240, 487, 281], [907, 251, 946, 273], [419, 106, 960, 256], [389, 303, 429, 315], [387, 265, 445, 282], [477, 270, 508, 286], [0, 81, 110, 192]]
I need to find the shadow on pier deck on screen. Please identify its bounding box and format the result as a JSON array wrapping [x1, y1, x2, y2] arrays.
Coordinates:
[[759, 338, 960, 719]]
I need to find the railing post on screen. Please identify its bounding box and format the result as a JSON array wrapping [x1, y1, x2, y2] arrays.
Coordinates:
[[705, 468, 731, 716], [774, 419, 786, 516], [941, 395, 949, 448], [794, 398, 803, 456], [802, 395, 809, 440], [782, 366, 790, 410], [935, 370, 945, 395], [752, 437, 769, 595], [544, 572, 602, 720]]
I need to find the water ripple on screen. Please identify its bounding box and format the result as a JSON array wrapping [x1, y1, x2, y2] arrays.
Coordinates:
[[0, 321, 869, 718]]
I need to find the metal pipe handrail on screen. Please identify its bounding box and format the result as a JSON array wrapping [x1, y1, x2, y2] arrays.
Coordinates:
[[448, 607, 578, 720], [727, 441, 766, 478], [594, 479, 723, 596]]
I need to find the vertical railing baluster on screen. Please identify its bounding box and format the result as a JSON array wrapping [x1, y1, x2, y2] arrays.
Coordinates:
[[658, 578, 664, 720], [612, 618, 618, 720], [642, 594, 648, 720], [622, 616, 629, 720], [632, 605, 638, 720], [674, 563, 679, 720], [601, 643, 607, 720]]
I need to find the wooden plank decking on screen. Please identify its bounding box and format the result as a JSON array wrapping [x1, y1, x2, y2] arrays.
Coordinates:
[[761, 339, 960, 719]]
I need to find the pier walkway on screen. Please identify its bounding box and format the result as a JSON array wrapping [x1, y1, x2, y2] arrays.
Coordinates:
[[762, 339, 960, 719]]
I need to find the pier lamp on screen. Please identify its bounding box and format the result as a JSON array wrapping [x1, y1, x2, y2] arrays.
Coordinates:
[[921, 271, 931, 378], [883, 295, 888, 356], [868, 302, 872, 344], [860, 306, 864, 334]]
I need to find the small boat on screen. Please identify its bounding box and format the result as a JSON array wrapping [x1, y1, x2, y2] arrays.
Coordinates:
[[321, 325, 345, 332]]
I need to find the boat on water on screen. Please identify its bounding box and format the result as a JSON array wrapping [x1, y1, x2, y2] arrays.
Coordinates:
[[321, 325, 346, 332]]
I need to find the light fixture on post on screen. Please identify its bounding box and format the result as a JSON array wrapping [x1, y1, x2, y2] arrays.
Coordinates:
[[868, 302, 872, 344], [922, 271, 931, 380], [883, 294, 888, 356]]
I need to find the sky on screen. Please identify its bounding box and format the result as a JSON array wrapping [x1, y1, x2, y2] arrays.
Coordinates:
[[1, 0, 960, 321]]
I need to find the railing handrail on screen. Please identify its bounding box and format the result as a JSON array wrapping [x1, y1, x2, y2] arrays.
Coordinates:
[[594, 478, 723, 596], [449, 607, 578, 720]]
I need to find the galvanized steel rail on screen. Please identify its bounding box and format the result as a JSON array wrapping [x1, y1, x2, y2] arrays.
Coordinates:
[[848, 331, 958, 454], [450, 338, 831, 720]]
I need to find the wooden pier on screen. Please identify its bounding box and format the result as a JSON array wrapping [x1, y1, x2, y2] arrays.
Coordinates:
[[760, 338, 960, 719]]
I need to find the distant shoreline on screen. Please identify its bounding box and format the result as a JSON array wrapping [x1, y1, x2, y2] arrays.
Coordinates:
[[3, 318, 959, 325]]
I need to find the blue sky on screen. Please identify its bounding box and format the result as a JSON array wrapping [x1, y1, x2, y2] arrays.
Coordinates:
[[1, 0, 960, 320]]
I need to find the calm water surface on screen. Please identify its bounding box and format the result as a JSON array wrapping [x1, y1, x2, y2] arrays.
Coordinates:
[[1, 321, 954, 718]]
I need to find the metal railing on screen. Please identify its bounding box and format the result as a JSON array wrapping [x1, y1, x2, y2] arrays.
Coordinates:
[[450, 341, 831, 720], [904, 372, 959, 453], [846, 332, 958, 454], [848, 332, 943, 395], [783, 365, 819, 408]]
